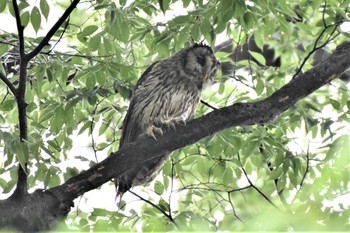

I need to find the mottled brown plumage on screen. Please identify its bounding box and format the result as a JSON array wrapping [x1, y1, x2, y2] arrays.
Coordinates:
[[115, 43, 220, 195]]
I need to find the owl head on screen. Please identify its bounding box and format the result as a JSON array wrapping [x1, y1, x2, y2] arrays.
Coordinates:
[[180, 42, 221, 89]]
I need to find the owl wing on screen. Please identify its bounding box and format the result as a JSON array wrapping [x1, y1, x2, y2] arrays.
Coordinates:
[[119, 60, 161, 147]]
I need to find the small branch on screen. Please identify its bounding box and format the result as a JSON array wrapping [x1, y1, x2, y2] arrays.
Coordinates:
[[27, 0, 81, 60], [299, 150, 310, 188], [0, 71, 17, 96], [291, 148, 310, 205], [259, 142, 289, 209], [237, 153, 280, 210], [168, 159, 175, 221], [12, 0, 24, 57], [227, 192, 244, 223], [200, 100, 218, 110], [293, 15, 342, 79], [47, 17, 70, 54], [128, 190, 178, 229]]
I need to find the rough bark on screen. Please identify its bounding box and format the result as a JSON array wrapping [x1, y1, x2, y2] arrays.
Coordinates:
[[0, 41, 349, 232]]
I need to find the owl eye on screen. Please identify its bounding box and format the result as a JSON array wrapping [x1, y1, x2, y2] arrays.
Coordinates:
[[197, 56, 206, 66]]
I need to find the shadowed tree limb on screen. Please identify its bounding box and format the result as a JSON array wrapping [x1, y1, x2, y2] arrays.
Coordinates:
[[46, 41, 350, 204]]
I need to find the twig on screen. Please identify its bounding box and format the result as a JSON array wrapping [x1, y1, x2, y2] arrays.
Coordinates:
[[291, 146, 310, 205], [237, 153, 280, 210], [292, 5, 343, 79], [128, 190, 179, 229], [27, 0, 81, 60], [299, 150, 310, 188], [200, 100, 218, 110], [259, 141, 290, 209], [227, 192, 244, 223], [168, 160, 175, 222], [47, 17, 70, 54], [0, 72, 17, 96], [90, 98, 106, 163]]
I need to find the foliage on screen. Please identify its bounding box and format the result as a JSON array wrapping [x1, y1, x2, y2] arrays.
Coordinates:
[[0, 0, 349, 231]]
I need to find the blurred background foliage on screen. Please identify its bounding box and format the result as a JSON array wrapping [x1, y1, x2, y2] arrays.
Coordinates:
[[0, 0, 349, 231]]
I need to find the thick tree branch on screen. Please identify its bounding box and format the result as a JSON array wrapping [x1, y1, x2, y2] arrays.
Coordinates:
[[49, 41, 350, 203], [12, 0, 29, 197]]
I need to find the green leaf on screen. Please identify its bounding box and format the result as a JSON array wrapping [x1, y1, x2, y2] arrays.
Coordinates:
[[119, 0, 127, 6], [119, 22, 129, 43], [159, 0, 170, 14], [47, 140, 61, 152], [217, 82, 225, 95], [325, 135, 349, 161], [109, 9, 129, 43], [0, 99, 16, 111], [274, 153, 285, 167], [40, 0, 49, 20], [93, 208, 111, 216], [50, 106, 65, 134], [82, 25, 99, 37], [88, 34, 101, 51], [0, 43, 9, 57], [197, 156, 209, 179], [249, 51, 266, 66], [277, 176, 286, 192], [254, 29, 264, 50], [270, 166, 283, 179], [14, 141, 29, 171], [289, 171, 298, 187], [86, 74, 96, 89], [282, 159, 290, 173], [329, 99, 341, 110], [21, 11, 30, 27], [200, 19, 213, 43], [31, 6, 41, 33], [182, 0, 191, 8], [0, 0, 7, 13], [255, 78, 264, 96], [154, 181, 164, 195], [241, 137, 259, 157]]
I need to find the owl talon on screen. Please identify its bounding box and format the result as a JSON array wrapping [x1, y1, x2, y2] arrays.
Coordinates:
[[146, 125, 163, 140]]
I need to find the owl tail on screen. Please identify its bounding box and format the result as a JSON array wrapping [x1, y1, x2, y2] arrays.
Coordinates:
[[114, 177, 132, 198]]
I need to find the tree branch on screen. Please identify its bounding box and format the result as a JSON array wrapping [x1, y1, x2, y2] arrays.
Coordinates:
[[27, 0, 81, 60], [238, 152, 279, 210], [128, 190, 178, 229], [12, 0, 29, 197], [0, 71, 17, 96], [12, 0, 24, 57], [49, 41, 350, 204]]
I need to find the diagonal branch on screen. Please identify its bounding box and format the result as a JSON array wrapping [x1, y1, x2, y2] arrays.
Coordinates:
[[12, 0, 24, 57], [48, 41, 350, 204], [0, 71, 17, 96], [27, 0, 81, 60]]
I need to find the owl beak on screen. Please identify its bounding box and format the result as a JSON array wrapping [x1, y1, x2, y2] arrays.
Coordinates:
[[203, 60, 220, 82]]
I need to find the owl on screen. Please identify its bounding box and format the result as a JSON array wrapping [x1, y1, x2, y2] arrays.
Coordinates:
[[115, 43, 220, 196]]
